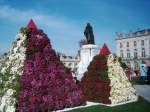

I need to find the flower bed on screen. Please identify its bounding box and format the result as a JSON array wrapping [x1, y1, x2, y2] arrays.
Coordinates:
[[80, 44, 138, 105], [80, 54, 111, 104], [16, 20, 85, 112], [0, 32, 27, 112]]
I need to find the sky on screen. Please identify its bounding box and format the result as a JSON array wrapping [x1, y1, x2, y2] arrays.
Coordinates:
[[0, 0, 150, 56]]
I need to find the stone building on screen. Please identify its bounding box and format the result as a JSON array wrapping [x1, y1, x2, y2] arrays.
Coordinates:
[[116, 29, 150, 69], [58, 52, 80, 71]]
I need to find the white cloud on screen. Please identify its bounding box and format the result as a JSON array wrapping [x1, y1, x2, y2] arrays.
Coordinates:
[[0, 5, 83, 55], [3, 6, 75, 26], [0, 5, 82, 36]]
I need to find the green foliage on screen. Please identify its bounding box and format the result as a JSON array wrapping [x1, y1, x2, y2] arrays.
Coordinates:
[[94, 91, 101, 101], [64, 66, 71, 74], [118, 57, 128, 69], [26, 47, 37, 57], [98, 65, 108, 81], [0, 71, 21, 100], [21, 40, 27, 47], [68, 96, 150, 112], [48, 109, 52, 112], [12, 41, 17, 48], [131, 78, 150, 85], [11, 74, 21, 100], [81, 54, 111, 104], [88, 55, 109, 81], [20, 27, 31, 36], [113, 55, 128, 69], [0, 72, 8, 97]]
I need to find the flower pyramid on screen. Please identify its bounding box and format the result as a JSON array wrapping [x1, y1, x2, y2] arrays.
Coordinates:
[[0, 19, 85, 112], [0, 30, 27, 112], [80, 43, 138, 106], [16, 20, 85, 111]]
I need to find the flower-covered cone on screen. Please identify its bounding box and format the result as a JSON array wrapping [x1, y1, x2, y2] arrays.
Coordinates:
[[80, 54, 111, 104], [80, 44, 138, 105], [107, 54, 138, 105], [16, 20, 85, 111], [0, 32, 27, 112]]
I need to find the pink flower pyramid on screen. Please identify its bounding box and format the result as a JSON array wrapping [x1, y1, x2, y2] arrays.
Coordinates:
[[16, 20, 85, 111], [100, 43, 111, 55]]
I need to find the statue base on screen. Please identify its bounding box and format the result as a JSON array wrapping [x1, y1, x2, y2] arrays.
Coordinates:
[[77, 44, 98, 81]]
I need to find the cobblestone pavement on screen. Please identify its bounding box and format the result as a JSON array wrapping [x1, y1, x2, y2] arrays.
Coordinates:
[[134, 85, 150, 102]]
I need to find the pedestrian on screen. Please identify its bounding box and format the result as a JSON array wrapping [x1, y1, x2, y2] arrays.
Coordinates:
[[140, 61, 147, 80], [147, 64, 150, 81]]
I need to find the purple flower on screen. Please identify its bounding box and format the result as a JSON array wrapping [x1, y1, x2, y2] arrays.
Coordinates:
[[17, 24, 85, 111]]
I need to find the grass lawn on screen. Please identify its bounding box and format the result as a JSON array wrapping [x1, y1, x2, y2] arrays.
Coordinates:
[[67, 96, 150, 112]]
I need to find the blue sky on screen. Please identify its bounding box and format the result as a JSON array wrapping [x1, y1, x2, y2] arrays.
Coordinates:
[[0, 0, 150, 55]]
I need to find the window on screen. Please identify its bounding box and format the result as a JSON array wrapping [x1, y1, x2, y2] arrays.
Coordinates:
[[127, 49, 130, 58], [141, 40, 144, 46], [120, 43, 122, 48], [68, 63, 72, 66], [134, 41, 137, 47], [127, 61, 131, 67], [126, 42, 129, 47], [134, 49, 138, 58], [75, 63, 78, 66], [141, 48, 146, 57], [134, 62, 138, 69], [120, 50, 124, 58]]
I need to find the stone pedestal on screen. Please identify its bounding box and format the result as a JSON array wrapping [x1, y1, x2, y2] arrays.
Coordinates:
[[77, 44, 98, 81]]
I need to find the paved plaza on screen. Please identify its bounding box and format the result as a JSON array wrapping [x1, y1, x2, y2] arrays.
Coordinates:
[[134, 85, 150, 102]]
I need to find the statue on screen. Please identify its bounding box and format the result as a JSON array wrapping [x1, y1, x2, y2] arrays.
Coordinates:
[[84, 23, 95, 44]]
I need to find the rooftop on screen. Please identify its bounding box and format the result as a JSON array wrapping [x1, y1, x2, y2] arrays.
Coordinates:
[[116, 28, 150, 40]]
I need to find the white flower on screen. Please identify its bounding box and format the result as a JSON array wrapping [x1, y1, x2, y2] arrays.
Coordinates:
[[107, 54, 138, 105], [0, 32, 27, 112]]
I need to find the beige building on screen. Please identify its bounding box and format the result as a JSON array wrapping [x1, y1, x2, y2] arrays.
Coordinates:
[[116, 29, 150, 69], [58, 52, 80, 71]]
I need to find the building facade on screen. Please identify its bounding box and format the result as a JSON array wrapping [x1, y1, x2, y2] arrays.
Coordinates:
[[58, 52, 80, 71], [116, 29, 150, 69]]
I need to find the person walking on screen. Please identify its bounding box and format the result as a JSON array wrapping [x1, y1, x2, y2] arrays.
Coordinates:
[[140, 61, 147, 80], [147, 64, 150, 81]]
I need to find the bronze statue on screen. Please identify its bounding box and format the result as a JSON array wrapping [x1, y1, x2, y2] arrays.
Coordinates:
[[84, 23, 95, 44]]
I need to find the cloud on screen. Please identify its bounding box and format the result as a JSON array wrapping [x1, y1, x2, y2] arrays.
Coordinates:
[[0, 5, 83, 55], [0, 5, 82, 36]]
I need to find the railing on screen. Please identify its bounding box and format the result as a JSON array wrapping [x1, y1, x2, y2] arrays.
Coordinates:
[[116, 29, 150, 39]]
